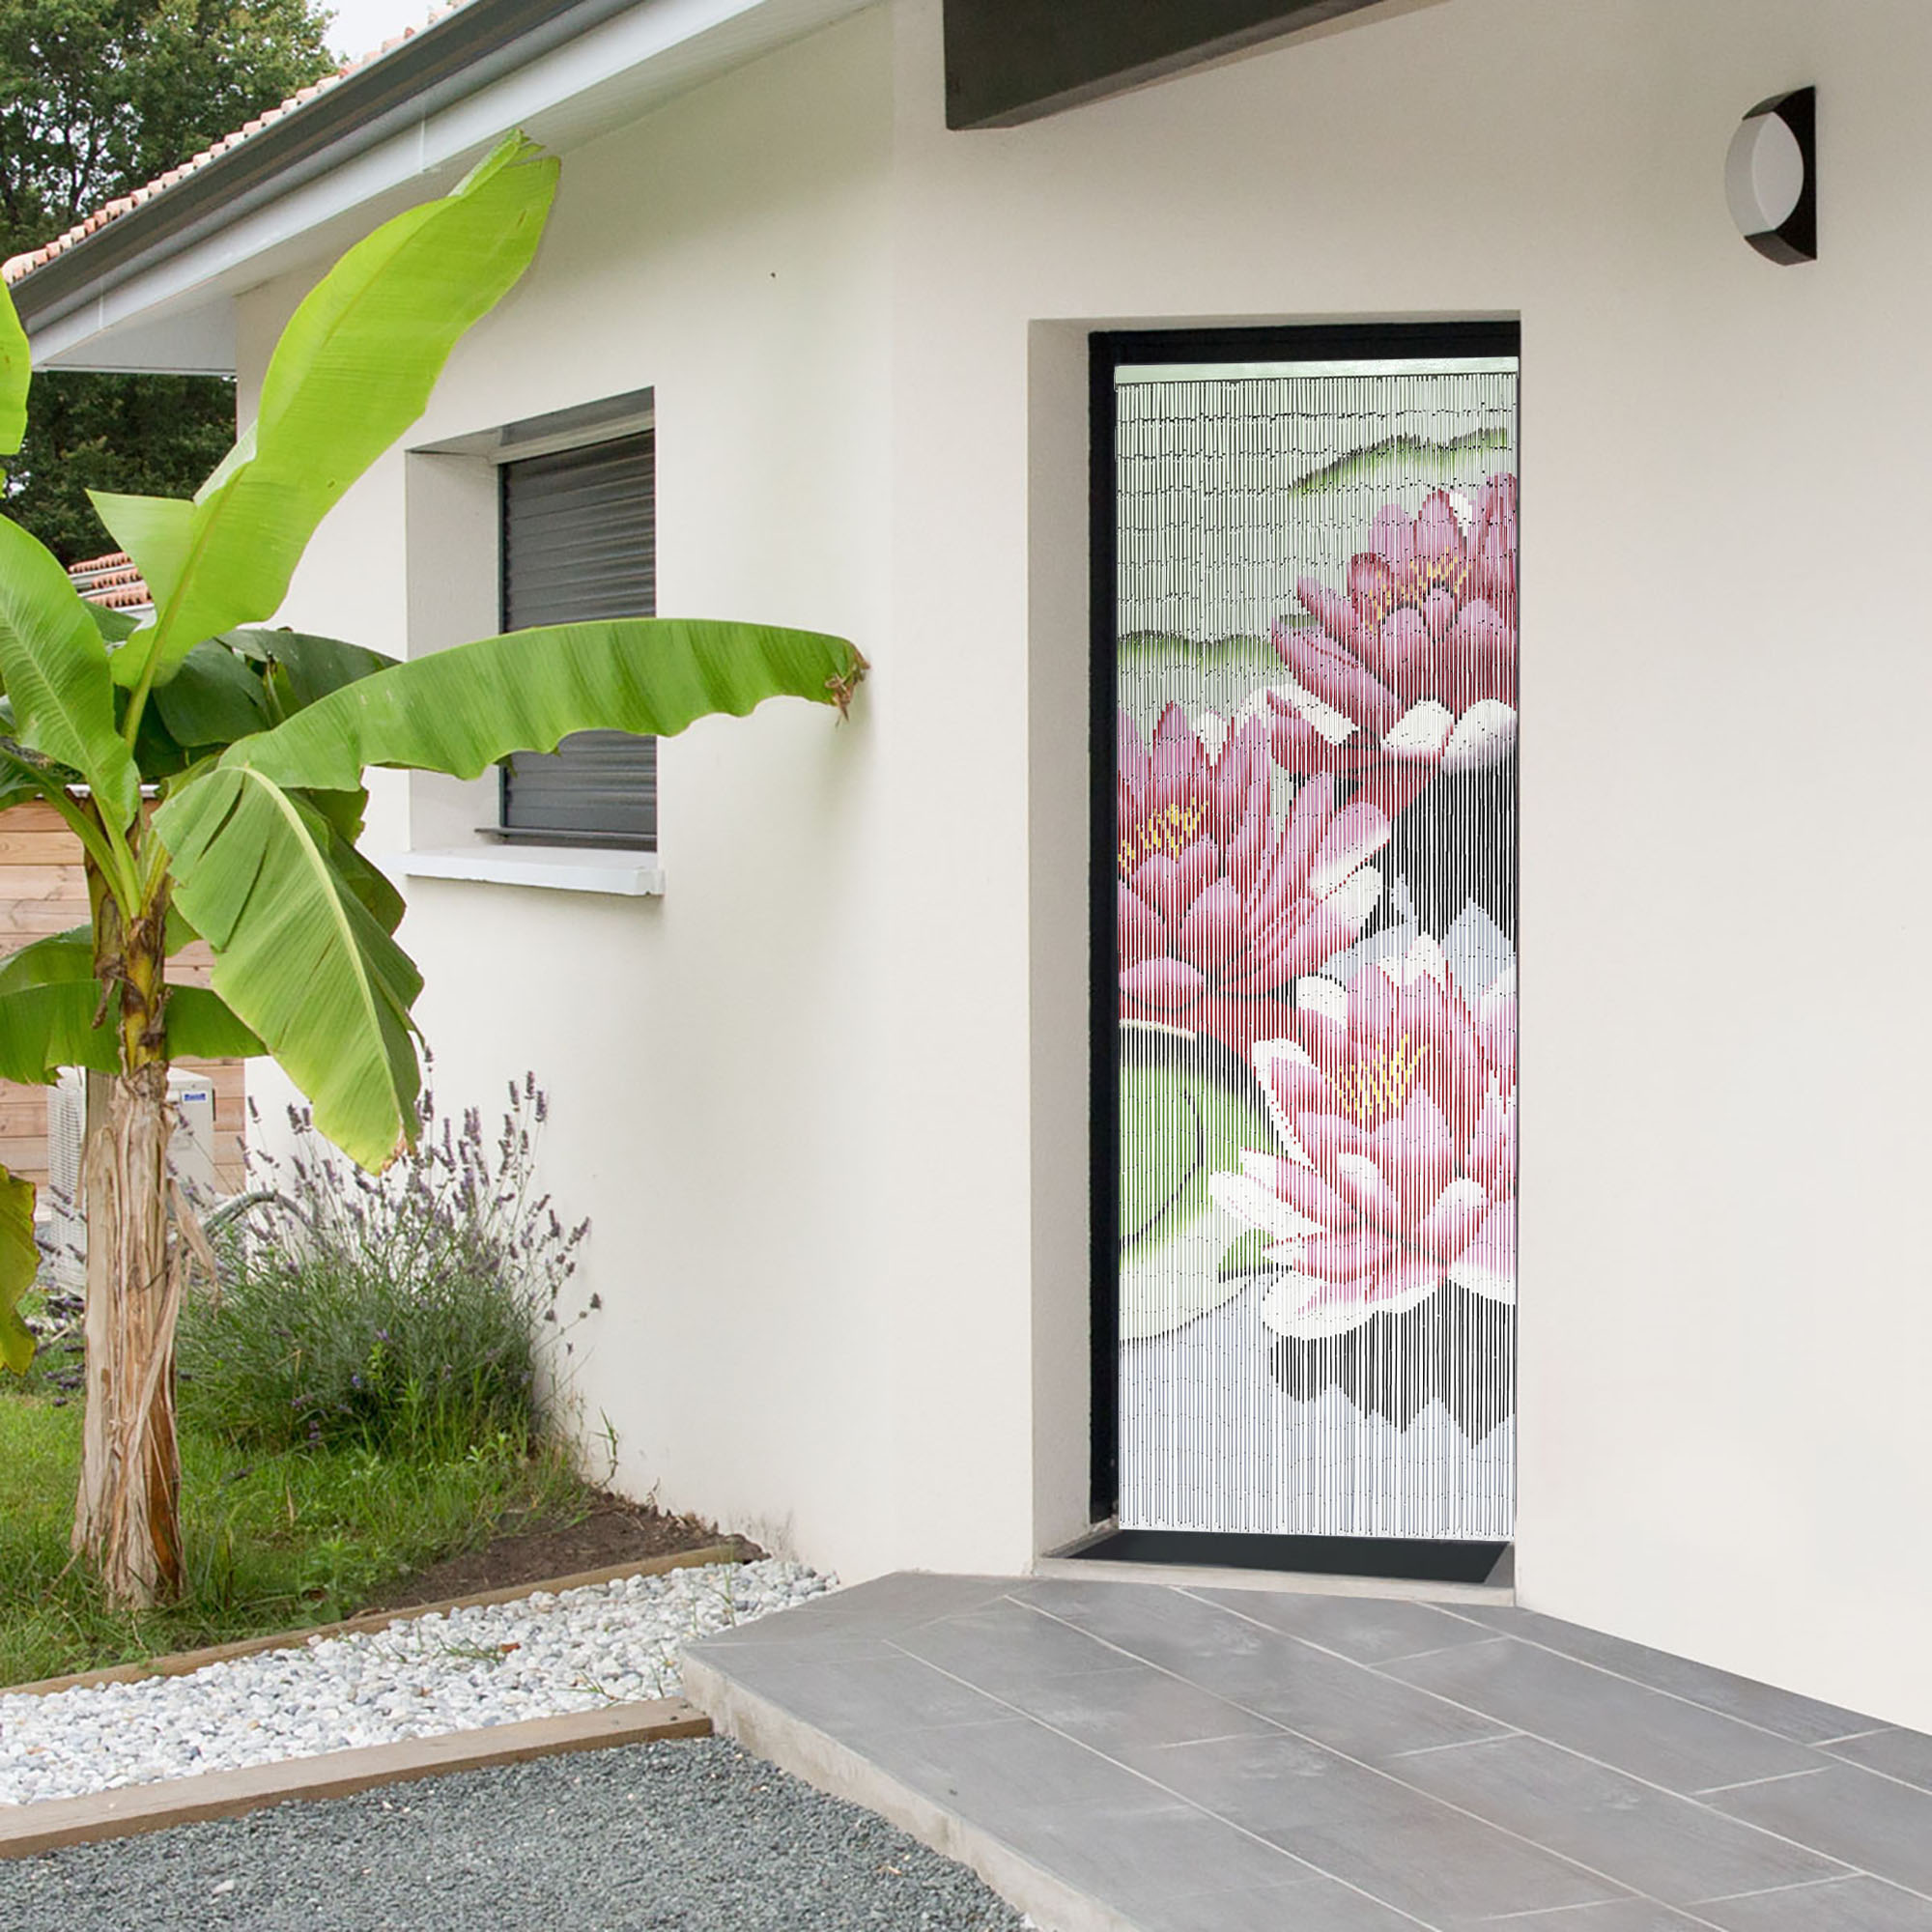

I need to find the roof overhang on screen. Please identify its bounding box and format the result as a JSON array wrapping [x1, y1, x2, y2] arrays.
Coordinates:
[[941, 0, 1400, 128], [13, 0, 871, 374]]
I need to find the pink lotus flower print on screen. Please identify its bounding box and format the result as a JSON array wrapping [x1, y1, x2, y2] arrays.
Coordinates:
[[1209, 935, 1516, 1339], [1267, 475, 1518, 816], [1119, 703, 1391, 1063]]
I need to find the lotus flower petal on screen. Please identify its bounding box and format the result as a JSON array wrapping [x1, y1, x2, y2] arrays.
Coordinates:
[[1371, 1083, 1455, 1223], [1224, 769, 1272, 898], [1283, 869, 1380, 976], [1293, 976, 1350, 1029], [1121, 957, 1206, 1011], [1298, 1223, 1399, 1286], [1209, 1169, 1316, 1240], [1235, 1151, 1340, 1229], [1446, 1198, 1516, 1301], [1174, 878, 1242, 972], [1332, 1149, 1399, 1232], [1264, 666, 1358, 747], [1349, 551, 1396, 626], [1294, 1109, 1379, 1179], [1463, 1087, 1516, 1195], [1439, 698, 1518, 775], [1382, 699, 1455, 762], [1189, 995, 1298, 1066], [1118, 883, 1160, 970], [1414, 491, 1464, 563], [1478, 982, 1518, 1092], [1471, 472, 1517, 575], [1296, 576, 1377, 657], [1377, 605, 1432, 694], [1369, 502, 1416, 571], [1286, 978, 1349, 1075], [1152, 699, 1194, 750], [1130, 842, 1218, 931], [1416, 1176, 1492, 1261], [1268, 1151, 1358, 1230], [1308, 799, 1391, 898], [1257, 1271, 1360, 1338], [1263, 774, 1337, 906], [1258, 1265, 1435, 1339], [1279, 623, 1400, 735], [1402, 934, 1450, 989]]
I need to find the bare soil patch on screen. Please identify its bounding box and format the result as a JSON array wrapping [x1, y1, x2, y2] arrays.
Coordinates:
[[357, 1495, 764, 1613]]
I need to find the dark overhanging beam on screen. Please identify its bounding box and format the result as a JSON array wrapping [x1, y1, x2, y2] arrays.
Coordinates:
[[943, 0, 1392, 129]]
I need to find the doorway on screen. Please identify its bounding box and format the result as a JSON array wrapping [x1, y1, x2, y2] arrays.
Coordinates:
[[1091, 324, 1520, 1568]]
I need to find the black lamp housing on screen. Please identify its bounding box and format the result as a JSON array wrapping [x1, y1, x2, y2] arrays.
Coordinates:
[[1726, 87, 1816, 265]]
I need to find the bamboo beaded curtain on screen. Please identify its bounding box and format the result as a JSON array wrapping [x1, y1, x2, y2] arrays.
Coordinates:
[[1112, 355, 1520, 1541]]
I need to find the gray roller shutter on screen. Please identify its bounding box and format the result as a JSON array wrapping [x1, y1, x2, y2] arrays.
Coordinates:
[[499, 430, 656, 847]]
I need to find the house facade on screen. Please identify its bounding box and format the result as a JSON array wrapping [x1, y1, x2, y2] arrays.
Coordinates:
[[11, 0, 1932, 1731]]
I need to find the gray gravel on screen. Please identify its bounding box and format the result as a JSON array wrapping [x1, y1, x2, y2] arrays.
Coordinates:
[[2, 1736, 1031, 1931]]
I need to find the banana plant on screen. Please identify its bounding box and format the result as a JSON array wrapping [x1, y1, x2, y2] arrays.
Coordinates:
[[0, 133, 865, 1607]]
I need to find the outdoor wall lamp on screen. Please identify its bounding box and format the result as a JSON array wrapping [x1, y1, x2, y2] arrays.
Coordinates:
[[1725, 86, 1816, 264]]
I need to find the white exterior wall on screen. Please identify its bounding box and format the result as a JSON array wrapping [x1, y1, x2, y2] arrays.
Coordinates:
[[241, 0, 1932, 1726], [882, 0, 1932, 1726], [245, 9, 906, 1572]]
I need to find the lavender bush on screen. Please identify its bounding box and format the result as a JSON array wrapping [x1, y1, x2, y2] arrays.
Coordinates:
[[177, 1069, 593, 1457]]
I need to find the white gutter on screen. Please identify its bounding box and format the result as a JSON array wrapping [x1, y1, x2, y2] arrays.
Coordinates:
[[27, 0, 871, 372]]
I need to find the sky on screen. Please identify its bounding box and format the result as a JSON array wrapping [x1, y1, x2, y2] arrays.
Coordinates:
[[322, 0, 446, 64]]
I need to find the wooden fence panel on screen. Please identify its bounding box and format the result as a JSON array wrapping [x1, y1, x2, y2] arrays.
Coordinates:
[[0, 804, 246, 1191]]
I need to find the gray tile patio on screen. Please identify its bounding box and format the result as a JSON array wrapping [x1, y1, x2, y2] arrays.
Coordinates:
[[683, 1573, 1932, 1932]]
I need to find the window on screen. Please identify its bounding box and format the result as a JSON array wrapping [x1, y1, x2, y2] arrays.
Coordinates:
[[497, 428, 657, 848]]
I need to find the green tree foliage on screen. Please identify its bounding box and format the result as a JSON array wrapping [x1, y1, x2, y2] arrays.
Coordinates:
[[0, 0, 337, 562]]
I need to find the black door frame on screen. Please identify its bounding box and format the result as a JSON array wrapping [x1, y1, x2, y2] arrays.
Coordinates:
[[1087, 320, 1521, 1568]]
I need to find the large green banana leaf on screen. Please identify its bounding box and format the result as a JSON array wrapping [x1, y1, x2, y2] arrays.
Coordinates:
[[0, 925, 264, 1079], [153, 640, 274, 748], [87, 603, 139, 644], [155, 619, 859, 1168], [0, 1164, 35, 1374], [224, 619, 863, 792], [0, 520, 142, 826], [222, 629, 397, 712], [131, 634, 395, 765], [157, 769, 421, 1167], [0, 740, 60, 816], [0, 275, 26, 460], [100, 135, 557, 695], [86, 492, 190, 621]]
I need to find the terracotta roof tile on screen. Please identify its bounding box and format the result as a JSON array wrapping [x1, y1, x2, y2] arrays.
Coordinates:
[[3, 4, 473, 286], [67, 551, 154, 614]]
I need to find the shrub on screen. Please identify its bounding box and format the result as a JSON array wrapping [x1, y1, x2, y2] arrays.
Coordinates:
[[178, 1070, 592, 1457]]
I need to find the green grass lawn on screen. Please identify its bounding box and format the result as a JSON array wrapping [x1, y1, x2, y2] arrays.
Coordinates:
[[0, 1384, 589, 1688]]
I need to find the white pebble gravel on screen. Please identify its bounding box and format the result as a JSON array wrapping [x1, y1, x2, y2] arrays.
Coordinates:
[[0, 1558, 832, 1806]]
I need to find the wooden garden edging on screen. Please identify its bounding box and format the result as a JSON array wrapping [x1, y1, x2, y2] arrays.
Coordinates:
[[0, 1698, 712, 1858], [0, 1542, 745, 1857], [6, 1540, 743, 1697]]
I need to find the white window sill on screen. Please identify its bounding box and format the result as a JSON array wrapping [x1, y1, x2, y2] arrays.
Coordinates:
[[391, 846, 665, 896]]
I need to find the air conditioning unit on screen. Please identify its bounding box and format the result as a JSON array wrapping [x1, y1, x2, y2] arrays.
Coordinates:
[[43, 1070, 224, 1290]]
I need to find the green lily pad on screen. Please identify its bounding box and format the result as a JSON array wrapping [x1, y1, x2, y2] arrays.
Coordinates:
[[1119, 1028, 1279, 1340]]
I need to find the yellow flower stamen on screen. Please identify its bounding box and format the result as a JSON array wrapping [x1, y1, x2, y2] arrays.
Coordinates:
[[1120, 799, 1208, 876], [1335, 1033, 1430, 1128]]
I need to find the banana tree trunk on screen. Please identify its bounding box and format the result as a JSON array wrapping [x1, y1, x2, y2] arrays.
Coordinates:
[[71, 868, 183, 1607]]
